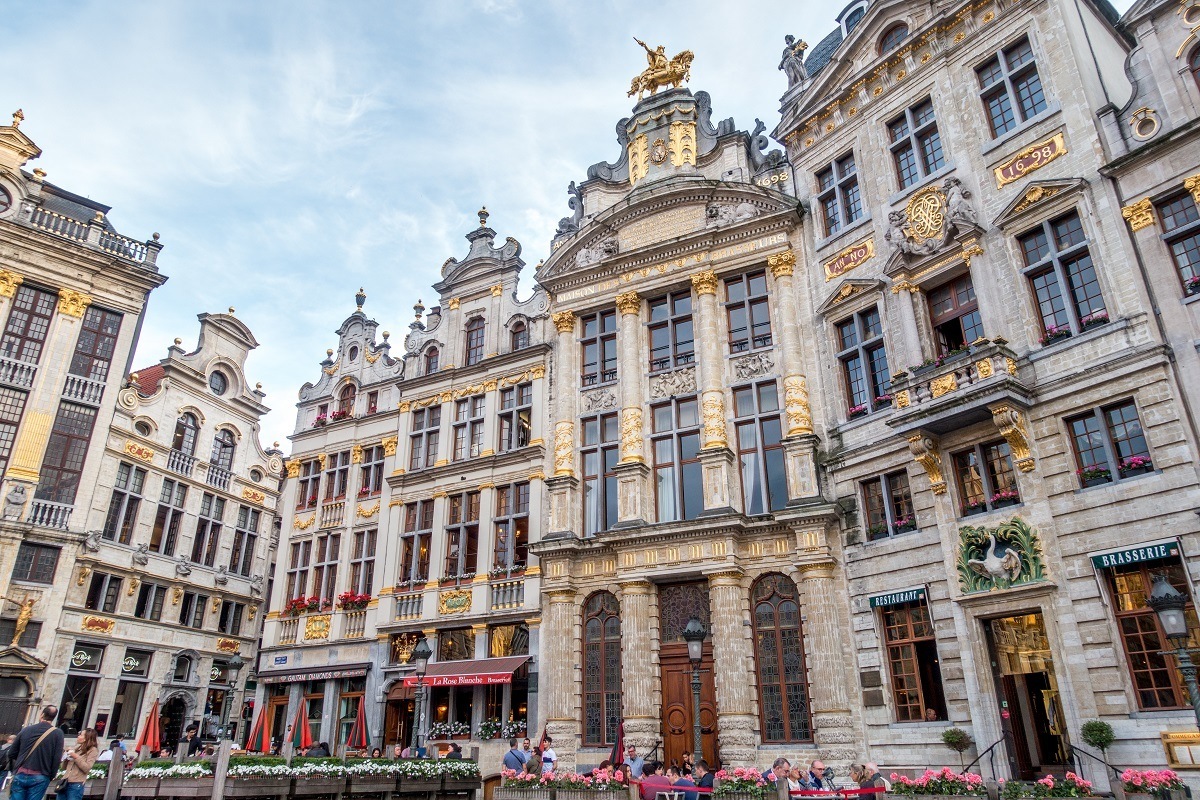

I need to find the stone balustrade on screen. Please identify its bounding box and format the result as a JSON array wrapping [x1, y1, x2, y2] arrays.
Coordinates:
[[26, 204, 162, 267], [320, 499, 346, 529], [28, 498, 72, 530], [278, 617, 298, 645], [489, 579, 524, 611], [395, 592, 423, 620], [0, 355, 36, 390], [62, 373, 106, 406]]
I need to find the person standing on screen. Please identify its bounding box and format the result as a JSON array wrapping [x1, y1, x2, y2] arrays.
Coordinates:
[[8, 705, 65, 800], [0, 733, 17, 790], [540, 736, 557, 774], [521, 738, 532, 763], [502, 739, 526, 772], [624, 745, 645, 779], [183, 726, 202, 758], [61, 729, 99, 800]]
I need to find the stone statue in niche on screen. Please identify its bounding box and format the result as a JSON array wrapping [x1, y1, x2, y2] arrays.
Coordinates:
[[2, 484, 26, 521]]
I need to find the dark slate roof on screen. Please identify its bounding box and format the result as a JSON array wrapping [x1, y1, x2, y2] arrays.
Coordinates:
[[805, 28, 844, 77], [23, 174, 117, 231]]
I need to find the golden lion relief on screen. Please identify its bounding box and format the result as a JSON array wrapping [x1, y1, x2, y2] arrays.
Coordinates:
[[629, 38, 694, 100]]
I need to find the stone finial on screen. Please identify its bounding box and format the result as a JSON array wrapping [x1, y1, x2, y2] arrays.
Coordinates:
[[255, 382, 262, 390], [382, 330, 390, 341], [228, 306, 236, 314], [173, 337, 182, 345], [11, 109, 23, 128], [355, 287, 367, 312], [152, 232, 160, 241], [413, 299, 425, 320], [273, 441, 280, 449], [478, 206, 490, 228]]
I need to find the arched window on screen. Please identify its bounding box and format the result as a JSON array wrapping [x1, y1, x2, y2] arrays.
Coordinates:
[[424, 347, 440, 375], [751, 573, 812, 743], [337, 384, 356, 417], [880, 23, 909, 54], [172, 654, 193, 683], [1190, 45, 1200, 89], [210, 429, 236, 471], [582, 591, 621, 747], [172, 413, 199, 456], [510, 321, 529, 352], [464, 318, 485, 366]]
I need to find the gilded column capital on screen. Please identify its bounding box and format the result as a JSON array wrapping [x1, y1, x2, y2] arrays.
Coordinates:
[[796, 559, 837, 578], [381, 436, 398, 456], [690, 268, 718, 295], [615, 291, 641, 315], [767, 250, 796, 278], [1120, 198, 1155, 232], [56, 288, 92, 318], [1185, 173, 1200, 205], [552, 310, 576, 333], [617, 578, 654, 595], [706, 569, 745, 587], [350, 444, 364, 464], [284, 459, 301, 478], [0, 269, 23, 298]]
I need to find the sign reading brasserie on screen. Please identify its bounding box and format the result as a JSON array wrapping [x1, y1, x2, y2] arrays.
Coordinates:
[[869, 586, 926, 608], [1090, 541, 1179, 570]]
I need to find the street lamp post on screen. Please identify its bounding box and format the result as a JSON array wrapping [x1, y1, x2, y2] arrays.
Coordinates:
[[1148, 575, 1200, 728], [407, 638, 432, 757], [223, 655, 245, 741], [682, 617, 707, 761]]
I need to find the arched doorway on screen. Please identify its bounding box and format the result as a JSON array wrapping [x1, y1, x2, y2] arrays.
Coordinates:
[[0, 677, 30, 733], [162, 695, 189, 749]]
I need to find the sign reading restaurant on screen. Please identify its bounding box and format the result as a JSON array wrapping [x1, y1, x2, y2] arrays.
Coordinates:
[[869, 586, 926, 608], [1090, 541, 1179, 570]]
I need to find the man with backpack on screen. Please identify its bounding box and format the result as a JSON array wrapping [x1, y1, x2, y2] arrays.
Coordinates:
[[7, 706, 65, 800]]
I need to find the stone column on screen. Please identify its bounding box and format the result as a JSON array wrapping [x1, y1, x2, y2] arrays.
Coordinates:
[[707, 570, 756, 766], [612, 292, 652, 526], [541, 588, 580, 769], [548, 312, 579, 536], [618, 579, 659, 751], [767, 252, 821, 501], [690, 269, 737, 514], [797, 559, 859, 763]]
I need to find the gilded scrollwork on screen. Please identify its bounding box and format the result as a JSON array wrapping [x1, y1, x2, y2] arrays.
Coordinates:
[[0, 270, 23, 298], [56, 289, 92, 318], [782, 374, 813, 436], [767, 250, 796, 278], [991, 404, 1035, 472], [1121, 198, 1155, 232], [908, 434, 947, 494], [700, 391, 727, 449], [303, 614, 331, 640], [284, 459, 301, 478], [668, 121, 696, 167], [553, 421, 575, 476], [350, 444, 364, 464], [619, 407, 645, 462], [1186, 173, 1200, 205], [381, 436, 398, 456]]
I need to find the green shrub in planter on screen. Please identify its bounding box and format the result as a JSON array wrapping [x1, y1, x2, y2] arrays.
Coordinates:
[[1079, 720, 1115, 759], [942, 728, 973, 768]]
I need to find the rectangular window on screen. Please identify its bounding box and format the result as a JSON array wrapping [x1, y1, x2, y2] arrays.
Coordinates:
[[652, 396, 703, 522], [725, 272, 772, 353], [0, 387, 28, 476], [296, 459, 321, 510], [190, 493, 225, 566], [285, 540, 312, 601], [1067, 400, 1152, 485], [150, 478, 187, 555], [582, 413, 619, 536], [13, 542, 59, 583], [85, 572, 122, 613], [881, 600, 947, 721], [1159, 193, 1200, 295], [927, 274, 983, 355], [816, 152, 862, 236], [1106, 560, 1199, 710], [399, 501, 434, 585], [452, 395, 486, 461], [977, 37, 1047, 137], [444, 491, 480, 581], [34, 402, 98, 504], [323, 450, 351, 500], [439, 628, 476, 661], [953, 441, 1020, 516], [498, 383, 533, 452], [464, 319, 485, 366], [0, 619, 41, 649], [102, 462, 146, 544], [489, 623, 530, 657], [648, 291, 695, 372], [733, 382, 788, 515], [366, 390, 379, 414], [1, 285, 56, 365], [835, 306, 890, 416], [312, 533, 341, 601], [229, 505, 260, 577], [178, 592, 207, 629], [358, 445, 384, 498], [492, 482, 530, 573], [217, 601, 244, 636], [580, 310, 618, 386], [888, 98, 945, 190], [350, 528, 377, 595], [408, 407, 441, 471], [1021, 211, 1105, 343], [134, 582, 167, 621], [861, 471, 914, 540], [69, 306, 122, 382]]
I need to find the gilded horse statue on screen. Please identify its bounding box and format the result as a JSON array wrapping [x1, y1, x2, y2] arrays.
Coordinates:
[[628, 38, 694, 101]]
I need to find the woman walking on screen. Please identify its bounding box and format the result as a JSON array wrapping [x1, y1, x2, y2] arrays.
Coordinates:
[[61, 729, 99, 800]]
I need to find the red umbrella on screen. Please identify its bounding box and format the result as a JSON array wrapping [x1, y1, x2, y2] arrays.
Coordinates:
[[344, 698, 368, 751], [134, 699, 161, 754], [245, 706, 269, 753], [291, 704, 314, 751]]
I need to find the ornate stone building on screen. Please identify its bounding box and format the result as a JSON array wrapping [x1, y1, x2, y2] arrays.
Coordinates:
[[259, 229, 550, 763], [0, 111, 167, 733]]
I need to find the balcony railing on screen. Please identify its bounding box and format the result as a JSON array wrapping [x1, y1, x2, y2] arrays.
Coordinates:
[[490, 579, 524, 611], [25, 206, 161, 266], [28, 499, 72, 530], [343, 609, 367, 639], [0, 356, 36, 390], [205, 464, 232, 491], [319, 500, 345, 530], [395, 593, 422, 620], [167, 448, 196, 476], [29, 207, 87, 241], [61, 374, 105, 406], [278, 618, 298, 645], [98, 230, 148, 261]]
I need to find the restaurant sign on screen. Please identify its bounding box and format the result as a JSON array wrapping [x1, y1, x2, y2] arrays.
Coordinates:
[[869, 587, 926, 608]]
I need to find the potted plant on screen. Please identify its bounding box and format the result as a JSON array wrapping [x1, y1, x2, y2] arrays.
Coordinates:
[[1030, 772, 1094, 798], [358, 485, 372, 498], [312, 413, 328, 428], [962, 499, 987, 517], [1039, 324, 1071, 346], [942, 728, 973, 768], [848, 403, 868, 419], [892, 514, 917, 534], [336, 591, 371, 611], [502, 718, 527, 738], [1121, 769, 1186, 800], [1078, 464, 1112, 487], [283, 597, 309, 617], [714, 766, 769, 800], [1079, 720, 1114, 764], [450, 720, 471, 739], [990, 488, 1021, 508], [497, 769, 555, 800], [478, 718, 504, 739], [1080, 311, 1109, 331], [1186, 275, 1200, 296], [428, 721, 455, 740], [330, 409, 351, 421], [875, 394, 894, 407], [226, 756, 293, 798], [867, 522, 890, 540], [889, 767, 985, 796], [1119, 455, 1153, 477]]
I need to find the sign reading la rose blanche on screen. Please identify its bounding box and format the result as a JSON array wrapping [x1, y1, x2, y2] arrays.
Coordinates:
[[403, 673, 514, 688]]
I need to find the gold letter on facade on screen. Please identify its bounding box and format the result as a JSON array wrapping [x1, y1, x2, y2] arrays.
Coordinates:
[[991, 404, 1035, 472], [782, 375, 813, 436], [908, 434, 947, 494]]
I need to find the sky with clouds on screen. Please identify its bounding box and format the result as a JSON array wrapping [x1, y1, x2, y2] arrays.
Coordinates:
[[8, 0, 1135, 450]]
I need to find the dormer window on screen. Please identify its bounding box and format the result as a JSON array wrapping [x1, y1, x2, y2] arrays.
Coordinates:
[[842, 4, 866, 35], [464, 318, 485, 366], [879, 23, 909, 54], [424, 347, 440, 375], [510, 321, 529, 352]]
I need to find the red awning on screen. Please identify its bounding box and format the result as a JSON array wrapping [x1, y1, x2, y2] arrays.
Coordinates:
[[402, 656, 529, 687]]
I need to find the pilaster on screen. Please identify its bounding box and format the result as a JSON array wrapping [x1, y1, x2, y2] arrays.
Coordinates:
[[613, 461, 651, 527], [542, 587, 580, 769], [707, 570, 756, 766], [796, 558, 860, 764], [618, 579, 659, 752], [782, 434, 822, 501]]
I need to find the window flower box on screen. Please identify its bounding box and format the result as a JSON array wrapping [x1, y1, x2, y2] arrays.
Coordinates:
[[1119, 455, 1153, 477], [478, 718, 504, 739], [990, 489, 1020, 508], [908, 348, 971, 376], [1077, 465, 1112, 487], [892, 515, 917, 534], [867, 523, 889, 539], [1038, 325, 1071, 346], [1186, 276, 1200, 296], [330, 410, 352, 422], [501, 719, 527, 738], [961, 502, 988, 517], [874, 394, 894, 407], [312, 414, 328, 428], [890, 768, 986, 797], [336, 591, 371, 611], [848, 404, 868, 419], [1080, 311, 1109, 331]]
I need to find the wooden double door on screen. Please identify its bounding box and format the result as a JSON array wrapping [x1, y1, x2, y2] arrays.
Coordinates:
[[659, 642, 719, 769]]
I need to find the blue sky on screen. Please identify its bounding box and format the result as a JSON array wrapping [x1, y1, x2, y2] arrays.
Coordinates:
[[7, 0, 1134, 450]]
